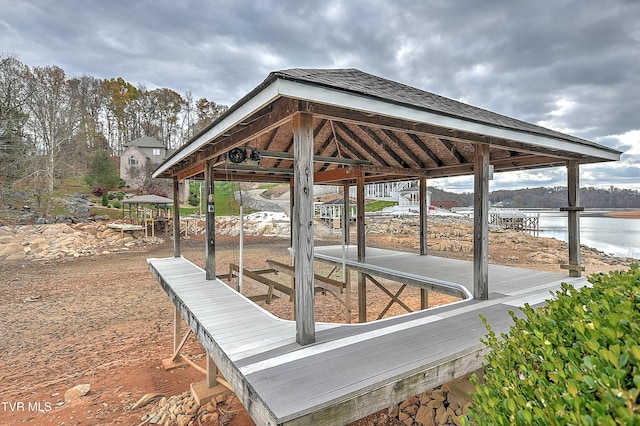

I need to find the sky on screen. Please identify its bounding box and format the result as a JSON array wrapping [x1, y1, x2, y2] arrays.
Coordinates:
[[1, 0, 639, 193]]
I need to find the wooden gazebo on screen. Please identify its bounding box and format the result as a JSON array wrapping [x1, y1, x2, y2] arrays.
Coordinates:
[[148, 69, 620, 424]]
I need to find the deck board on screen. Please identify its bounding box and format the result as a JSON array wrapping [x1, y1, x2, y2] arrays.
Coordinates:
[[148, 252, 588, 425]]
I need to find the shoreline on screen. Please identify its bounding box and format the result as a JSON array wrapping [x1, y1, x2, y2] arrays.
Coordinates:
[[604, 210, 640, 218]]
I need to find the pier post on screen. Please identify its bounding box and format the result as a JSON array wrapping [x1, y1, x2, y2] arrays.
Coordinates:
[[357, 173, 367, 322], [293, 112, 315, 345], [172, 176, 181, 257], [205, 160, 216, 280], [564, 161, 583, 277], [473, 144, 490, 300]]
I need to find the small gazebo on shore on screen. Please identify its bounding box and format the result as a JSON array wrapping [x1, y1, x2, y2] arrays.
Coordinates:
[[121, 194, 173, 236]]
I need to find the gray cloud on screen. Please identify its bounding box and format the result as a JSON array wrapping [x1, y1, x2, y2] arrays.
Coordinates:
[[2, 0, 639, 191]]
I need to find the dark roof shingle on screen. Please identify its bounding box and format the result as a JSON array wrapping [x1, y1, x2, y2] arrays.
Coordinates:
[[269, 68, 604, 149]]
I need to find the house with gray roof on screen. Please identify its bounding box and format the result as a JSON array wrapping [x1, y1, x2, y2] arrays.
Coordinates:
[[120, 136, 174, 189]]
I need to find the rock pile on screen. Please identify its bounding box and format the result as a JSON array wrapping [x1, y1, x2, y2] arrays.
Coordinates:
[[138, 373, 478, 426], [386, 373, 478, 426], [215, 212, 291, 237], [140, 391, 236, 426], [366, 215, 632, 267], [0, 221, 161, 261]]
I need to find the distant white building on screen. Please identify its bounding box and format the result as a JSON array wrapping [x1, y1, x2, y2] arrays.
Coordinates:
[[350, 180, 431, 211]]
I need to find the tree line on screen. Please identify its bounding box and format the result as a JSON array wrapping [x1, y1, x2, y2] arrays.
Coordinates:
[[0, 53, 227, 213], [430, 186, 640, 209]]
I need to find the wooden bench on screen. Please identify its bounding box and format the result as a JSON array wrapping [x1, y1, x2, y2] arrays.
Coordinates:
[[148, 256, 588, 425]]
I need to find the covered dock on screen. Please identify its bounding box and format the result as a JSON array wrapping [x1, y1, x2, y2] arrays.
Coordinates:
[[148, 68, 620, 424]]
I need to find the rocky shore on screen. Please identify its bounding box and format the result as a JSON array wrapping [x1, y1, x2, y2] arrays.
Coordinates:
[[1, 213, 634, 270]]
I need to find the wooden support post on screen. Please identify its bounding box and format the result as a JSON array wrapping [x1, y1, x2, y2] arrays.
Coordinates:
[[161, 306, 189, 370], [293, 112, 315, 346], [173, 306, 181, 353], [567, 160, 582, 277], [205, 160, 216, 280], [356, 174, 367, 323], [205, 352, 217, 388], [420, 289, 429, 310], [290, 179, 295, 253], [190, 351, 230, 406], [419, 176, 428, 256], [172, 177, 181, 257], [343, 181, 351, 246], [473, 144, 490, 300], [343, 181, 351, 323]]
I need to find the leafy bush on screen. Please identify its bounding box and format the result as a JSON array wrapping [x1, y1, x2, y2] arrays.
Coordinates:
[[101, 193, 109, 206], [462, 265, 640, 425], [188, 196, 200, 207], [112, 201, 121, 209]]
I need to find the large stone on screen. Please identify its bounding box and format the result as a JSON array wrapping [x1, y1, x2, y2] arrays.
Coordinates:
[[5, 251, 26, 261], [0, 243, 23, 257], [415, 405, 434, 426], [64, 384, 90, 403], [448, 372, 480, 409], [176, 414, 193, 426], [0, 236, 17, 244]]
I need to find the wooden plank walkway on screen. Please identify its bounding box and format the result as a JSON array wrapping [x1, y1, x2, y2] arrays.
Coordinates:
[[314, 245, 570, 298], [148, 253, 588, 425]]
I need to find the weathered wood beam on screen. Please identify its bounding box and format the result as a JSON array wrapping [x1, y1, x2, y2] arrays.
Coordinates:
[[567, 160, 582, 277], [212, 172, 291, 183], [356, 125, 409, 168], [314, 166, 362, 184], [419, 176, 427, 256], [362, 164, 428, 178], [439, 138, 467, 164], [406, 133, 443, 167], [172, 177, 181, 257], [205, 160, 216, 280], [334, 122, 387, 166], [343, 181, 352, 323], [167, 97, 299, 178], [378, 128, 423, 168], [177, 163, 205, 181], [473, 144, 490, 300], [304, 101, 588, 160], [293, 112, 315, 345], [356, 173, 366, 323]]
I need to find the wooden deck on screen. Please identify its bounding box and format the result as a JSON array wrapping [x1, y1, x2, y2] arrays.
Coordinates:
[[148, 252, 588, 426]]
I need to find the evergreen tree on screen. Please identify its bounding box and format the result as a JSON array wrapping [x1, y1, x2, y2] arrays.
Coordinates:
[[87, 149, 120, 190]]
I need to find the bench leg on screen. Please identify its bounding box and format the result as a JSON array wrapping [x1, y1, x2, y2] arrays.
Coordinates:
[[190, 352, 231, 406], [161, 307, 189, 370]]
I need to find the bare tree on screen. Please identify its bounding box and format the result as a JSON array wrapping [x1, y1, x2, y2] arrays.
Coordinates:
[[0, 54, 31, 186], [25, 65, 82, 215]]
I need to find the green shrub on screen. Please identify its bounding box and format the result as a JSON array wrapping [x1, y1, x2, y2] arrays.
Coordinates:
[[462, 265, 640, 425], [112, 201, 121, 209], [188, 196, 200, 207], [101, 193, 108, 206]]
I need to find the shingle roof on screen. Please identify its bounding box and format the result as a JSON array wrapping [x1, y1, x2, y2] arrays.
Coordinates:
[[126, 136, 165, 149], [121, 194, 173, 204], [153, 68, 620, 181], [268, 68, 600, 148]]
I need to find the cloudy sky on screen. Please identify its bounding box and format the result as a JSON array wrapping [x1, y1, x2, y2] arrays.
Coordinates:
[[2, 0, 639, 192]]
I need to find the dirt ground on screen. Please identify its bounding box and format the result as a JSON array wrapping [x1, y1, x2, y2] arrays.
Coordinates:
[[0, 231, 629, 426]]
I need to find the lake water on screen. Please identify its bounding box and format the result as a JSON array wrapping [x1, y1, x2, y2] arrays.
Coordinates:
[[534, 211, 640, 260]]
